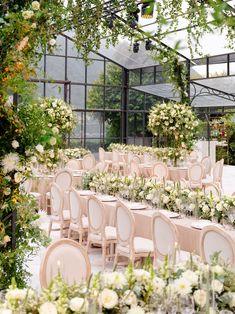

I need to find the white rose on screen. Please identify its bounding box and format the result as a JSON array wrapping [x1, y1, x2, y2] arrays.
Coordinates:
[[49, 39, 56, 46], [31, 156, 37, 163], [22, 10, 34, 19], [193, 289, 207, 308], [31, 22, 37, 28], [202, 205, 209, 213], [229, 292, 235, 307], [35, 144, 44, 153], [0, 310, 12, 314], [11, 140, 19, 149], [103, 272, 127, 289], [39, 302, 57, 314], [133, 269, 150, 282], [122, 290, 137, 306], [6, 289, 27, 301], [211, 265, 224, 276], [69, 297, 88, 312], [189, 203, 196, 211], [99, 289, 118, 309], [162, 195, 170, 204], [127, 306, 145, 314], [211, 279, 223, 294], [49, 137, 57, 146], [182, 270, 198, 286], [32, 1, 40, 10], [52, 127, 59, 135], [14, 172, 23, 183]]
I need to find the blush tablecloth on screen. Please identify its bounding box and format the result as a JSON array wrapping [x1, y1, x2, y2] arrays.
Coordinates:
[[78, 195, 235, 255]]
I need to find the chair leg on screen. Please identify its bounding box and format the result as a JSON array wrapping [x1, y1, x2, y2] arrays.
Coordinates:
[[86, 238, 90, 252], [113, 251, 118, 268], [48, 220, 52, 236], [79, 231, 83, 245], [68, 227, 72, 239], [102, 242, 106, 270], [60, 225, 63, 238]]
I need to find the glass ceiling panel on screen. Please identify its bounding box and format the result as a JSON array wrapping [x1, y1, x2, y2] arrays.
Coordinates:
[[133, 84, 180, 101], [98, 38, 159, 69], [191, 77, 235, 95]]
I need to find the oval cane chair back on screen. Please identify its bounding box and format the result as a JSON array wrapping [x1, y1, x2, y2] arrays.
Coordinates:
[[55, 169, 73, 191], [201, 156, 212, 176], [99, 147, 105, 162], [87, 196, 105, 235], [200, 225, 235, 264], [40, 238, 91, 288], [152, 162, 168, 181], [50, 183, 63, 217], [188, 163, 203, 188], [204, 183, 221, 197], [82, 154, 96, 171], [129, 160, 141, 177], [116, 201, 135, 248], [152, 212, 179, 260], [69, 188, 83, 225], [66, 159, 79, 171]]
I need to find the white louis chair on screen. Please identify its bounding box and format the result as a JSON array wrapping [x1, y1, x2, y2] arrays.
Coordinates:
[[87, 196, 117, 269], [152, 212, 190, 265], [202, 159, 223, 189], [68, 188, 88, 244], [200, 225, 235, 264], [201, 156, 212, 178], [112, 150, 124, 173], [40, 238, 91, 288], [129, 160, 141, 177], [152, 162, 168, 182], [46, 169, 73, 213], [114, 201, 154, 266], [82, 154, 96, 171], [204, 183, 221, 197], [48, 183, 70, 238], [188, 163, 203, 188], [66, 159, 80, 171], [132, 155, 141, 164]]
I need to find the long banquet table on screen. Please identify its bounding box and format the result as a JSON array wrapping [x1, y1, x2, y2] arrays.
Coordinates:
[[78, 194, 235, 256]]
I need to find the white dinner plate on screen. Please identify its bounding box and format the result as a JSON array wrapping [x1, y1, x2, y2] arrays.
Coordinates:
[[191, 220, 213, 230], [79, 190, 96, 196], [98, 195, 117, 202], [159, 210, 180, 218], [128, 203, 147, 210]]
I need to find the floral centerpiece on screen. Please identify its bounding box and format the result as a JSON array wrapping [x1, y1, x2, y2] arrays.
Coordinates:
[[1, 257, 235, 313], [108, 143, 189, 164], [63, 148, 91, 159]]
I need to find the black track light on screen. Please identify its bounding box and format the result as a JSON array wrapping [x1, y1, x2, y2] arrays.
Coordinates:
[[107, 13, 114, 29], [133, 42, 140, 53], [145, 39, 153, 50]]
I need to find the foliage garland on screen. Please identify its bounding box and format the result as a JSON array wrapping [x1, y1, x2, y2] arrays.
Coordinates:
[[1, 0, 235, 289]]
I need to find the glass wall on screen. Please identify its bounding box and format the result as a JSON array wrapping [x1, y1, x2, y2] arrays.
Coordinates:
[[32, 34, 166, 152]]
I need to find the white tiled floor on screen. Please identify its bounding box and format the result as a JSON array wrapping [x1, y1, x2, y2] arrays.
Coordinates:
[[27, 165, 235, 288]]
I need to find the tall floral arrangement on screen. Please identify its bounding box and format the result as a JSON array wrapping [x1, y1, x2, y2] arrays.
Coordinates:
[[148, 102, 199, 151], [38, 97, 76, 135]]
